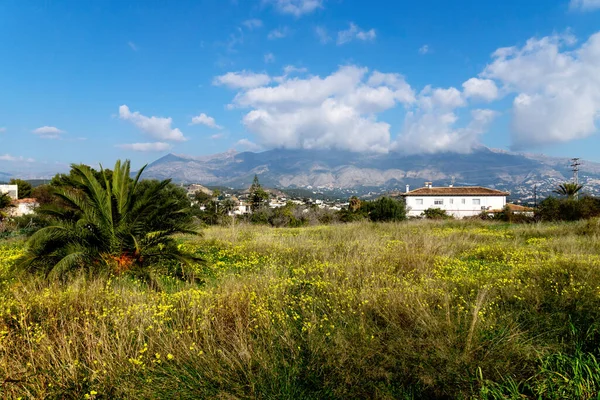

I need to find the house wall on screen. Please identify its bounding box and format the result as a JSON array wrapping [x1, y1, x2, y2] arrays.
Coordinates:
[[0, 185, 18, 200], [405, 195, 506, 218], [9, 202, 38, 217]]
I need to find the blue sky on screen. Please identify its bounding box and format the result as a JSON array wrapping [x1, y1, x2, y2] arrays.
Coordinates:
[[1, 0, 600, 174]]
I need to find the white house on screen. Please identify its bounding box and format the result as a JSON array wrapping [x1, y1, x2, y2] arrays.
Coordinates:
[[228, 202, 251, 216], [0, 184, 18, 200], [9, 198, 38, 217], [402, 183, 508, 219]]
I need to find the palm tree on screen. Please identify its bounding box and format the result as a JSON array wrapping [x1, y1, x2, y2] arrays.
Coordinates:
[[18, 160, 201, 282], [553, 182, 583, 199]]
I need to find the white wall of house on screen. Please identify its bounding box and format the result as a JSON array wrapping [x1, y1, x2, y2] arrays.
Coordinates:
[[0, 185, 18, 200], [229, 204, 250, 216], [405, 195, 506, 218], [8, 200, 38, 217]]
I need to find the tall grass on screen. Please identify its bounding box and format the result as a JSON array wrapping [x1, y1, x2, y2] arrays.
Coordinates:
[[1, 220, 600, 398]]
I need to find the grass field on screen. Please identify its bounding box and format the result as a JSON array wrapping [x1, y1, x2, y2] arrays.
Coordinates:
[[2, 219, 600, 399]]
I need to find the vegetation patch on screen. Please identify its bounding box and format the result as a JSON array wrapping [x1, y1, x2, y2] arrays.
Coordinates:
[[1, 220, 600, 398]]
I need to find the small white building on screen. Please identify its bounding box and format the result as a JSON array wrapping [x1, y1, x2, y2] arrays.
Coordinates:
[[0, 184, 18, 200], [402, 183, 508, 219], [10, 198, 38, 217], [229, 202, 251, 216]]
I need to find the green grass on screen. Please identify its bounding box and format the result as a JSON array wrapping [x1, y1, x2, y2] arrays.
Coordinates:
[[1, 219, 600, 399]]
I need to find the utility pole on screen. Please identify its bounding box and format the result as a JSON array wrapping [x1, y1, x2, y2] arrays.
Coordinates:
[[570, 158, 581, 199]]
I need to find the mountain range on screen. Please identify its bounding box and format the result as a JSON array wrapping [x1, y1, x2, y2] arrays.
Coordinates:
[[140, 147, 600, 200], [2, 148, 599, 200]]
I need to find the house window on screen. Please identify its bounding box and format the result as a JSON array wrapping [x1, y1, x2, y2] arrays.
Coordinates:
[[472, 199, 481, 205], [461, 199, 466, 204], [434, 199, 444, 205], [415, 199, 423, 205], [449, 199, 454, 205]]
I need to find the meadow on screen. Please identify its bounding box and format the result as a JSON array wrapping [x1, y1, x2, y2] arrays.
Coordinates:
[[2, 219, 600, 399]]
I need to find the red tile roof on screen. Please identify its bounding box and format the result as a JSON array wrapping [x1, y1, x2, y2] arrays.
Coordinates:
[[402, 186, 509, 196], [13, 198, 38, 204], [490, 203, 533, 212]]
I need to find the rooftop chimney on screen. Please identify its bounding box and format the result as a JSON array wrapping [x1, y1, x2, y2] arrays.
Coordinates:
[[424, 181, 432, 189], [405, 184, 410, 193]]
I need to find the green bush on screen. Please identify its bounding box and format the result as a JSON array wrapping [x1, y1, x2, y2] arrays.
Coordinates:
[[536, 196, 600, 221], [423, 207, 452, 219], [365, 196, 406, 222]]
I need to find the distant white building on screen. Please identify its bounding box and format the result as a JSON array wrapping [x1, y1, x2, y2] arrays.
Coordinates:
[[0, 185, 18, 200], [229, 202, 251, 216], [402, 183, 508, 219], [10, 198, 38, 217]]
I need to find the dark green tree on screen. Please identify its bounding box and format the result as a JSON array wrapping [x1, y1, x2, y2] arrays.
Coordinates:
[[194, 190, 213, 205], [9, 178, 32, 198], [535, 195, 600, 222], [17, 160, 200, 281], [0, 192, 14, 221], [367, 197, 406, 222], [249, 175, 269, 212], [31, 185, 55, 206]]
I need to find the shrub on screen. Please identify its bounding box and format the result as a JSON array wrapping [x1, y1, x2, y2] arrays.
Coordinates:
[[366, 196, 406, 222], [536, 196, 600, 222], [423, 207, 452, 219]]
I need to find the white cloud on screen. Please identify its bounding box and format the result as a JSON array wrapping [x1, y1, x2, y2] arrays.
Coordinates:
[[482, 31, 600, 149], [116, 142, 172, 152], [242, 19, 263, 30], [235, 138, 263, 152], [213, 71, 272, 89], [417, 86, 465, 110], [32, 126, 65, 139], [356, 29, 376, 41], [128, 41, 138, 51], [226, 27, 245, 52], [224, 66, 416, 153], [315, 26, 331, 44], [211, 133, 225, 140], [273, 65, 308, 83], [234, 65, 369, 108], [570, 0, 600, 11], [267, 27, 290, 40], [264, 52, 275, 63], [337, 23, 376, 45], [395, 109, 498, 154], [118, 105, 186, 142], [418, 45, 430, 54], [190, 113, 223, 129], [0, 127, 5, 133], [265, 0, 323, 16], [0, 154, 35, 162], [392, 78, 493, 154], [283, 65, 307, 75], [462, 78, 499, 102]]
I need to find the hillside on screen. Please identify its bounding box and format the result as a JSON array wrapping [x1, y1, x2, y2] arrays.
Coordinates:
[[141, 147, 600, 199]]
